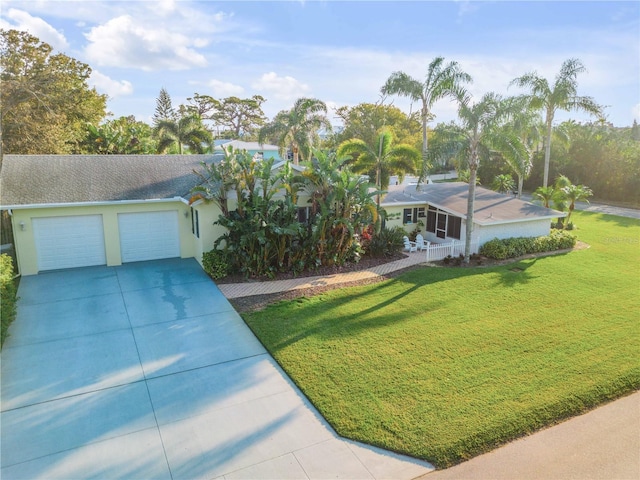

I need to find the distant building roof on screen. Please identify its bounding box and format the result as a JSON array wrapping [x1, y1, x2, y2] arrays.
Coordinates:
[[0, 154, 217, 207], [382, 182, 564, 225], [214, 140, 280, 152]]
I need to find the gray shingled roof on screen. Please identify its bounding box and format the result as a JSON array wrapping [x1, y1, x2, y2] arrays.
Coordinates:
[[382, 182, 564, 225], [0, 154, 217, 207]]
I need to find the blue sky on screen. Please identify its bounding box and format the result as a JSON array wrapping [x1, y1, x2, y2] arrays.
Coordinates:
[[2, 1, 638, 127]]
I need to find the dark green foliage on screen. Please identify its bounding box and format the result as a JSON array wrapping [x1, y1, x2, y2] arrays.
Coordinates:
[[155, 112, 212, 154], [194, 148, 378, 279], [364, 226, 405, 258], [1, 254, 17, 348], [480, 230, 577, 260], [152, 87, 177, 125], [81, 116, 156, 154], [523, 122, 640, 205], [202, 249, 231, 279]]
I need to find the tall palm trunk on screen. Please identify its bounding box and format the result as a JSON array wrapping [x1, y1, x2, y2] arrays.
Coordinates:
[[292, 145, 299, 165], [421, 103, 430, 177], [517, 175, 524, 199], [543, 110, 553, 188], [464, 146, 479, 263], [421, 103, 429, 155]]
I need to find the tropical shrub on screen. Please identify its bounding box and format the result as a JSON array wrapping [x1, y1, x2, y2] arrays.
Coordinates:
[[365, 226, 405, 258], [480, 231, 577, 260], [202, 249, 231, 279], [194, 148, 378, 279], [1, 254, 18, 348]]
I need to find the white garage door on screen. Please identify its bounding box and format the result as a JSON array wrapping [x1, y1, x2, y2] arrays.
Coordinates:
[[33, 215, 106, 271], [118, 211, 180, 263]]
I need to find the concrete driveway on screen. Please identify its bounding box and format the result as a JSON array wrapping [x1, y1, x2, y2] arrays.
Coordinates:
[[1, 258, 432, 479]]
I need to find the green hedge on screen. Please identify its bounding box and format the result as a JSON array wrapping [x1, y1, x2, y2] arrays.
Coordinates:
[[480, 230, 577, 260], [1, 254, 18, 348], [202, 249, 232, 279]]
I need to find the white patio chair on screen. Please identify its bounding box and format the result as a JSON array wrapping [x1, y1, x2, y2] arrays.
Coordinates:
[[403, 236, 417, 253], [415, 234, 428, 251]]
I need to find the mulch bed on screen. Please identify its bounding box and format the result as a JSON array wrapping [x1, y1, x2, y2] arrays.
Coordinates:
[[215, 252, 408, 284]]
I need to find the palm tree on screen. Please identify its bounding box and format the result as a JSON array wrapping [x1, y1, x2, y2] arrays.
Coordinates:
[[336, 128, 420, 204], [532, 186, 556, 209], [562, 183, 592, 227], [258, 97, 330, 164], [510, 58, 602, 188], [381, 56, 471, 179], [492, 174, 516, 194], [155, 113, 212, 154], [434, 93, 526, 262]]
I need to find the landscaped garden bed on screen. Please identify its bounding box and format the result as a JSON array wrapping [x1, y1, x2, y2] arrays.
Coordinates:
[[240, 211, 640, 468]]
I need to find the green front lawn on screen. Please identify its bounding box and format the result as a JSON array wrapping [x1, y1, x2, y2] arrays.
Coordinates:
[[243, 211, 640, 468]]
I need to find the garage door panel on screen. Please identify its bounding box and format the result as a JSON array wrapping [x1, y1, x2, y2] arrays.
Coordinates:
[[33, 215, 106, 271], [119, 211, 180, 263]]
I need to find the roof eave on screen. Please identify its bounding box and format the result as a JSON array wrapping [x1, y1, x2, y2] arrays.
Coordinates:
[[475, 212, 567, 226], [1, 197, 188, 210]]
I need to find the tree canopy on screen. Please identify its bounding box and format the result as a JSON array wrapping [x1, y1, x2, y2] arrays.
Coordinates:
[[152, 88, 177, 125], [332, 103, 421, 151], [0, 29, 107, 156], [81, 116, 156, 154]]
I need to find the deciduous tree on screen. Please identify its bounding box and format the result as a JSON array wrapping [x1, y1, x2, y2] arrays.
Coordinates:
[[0, 29, 107, 156]]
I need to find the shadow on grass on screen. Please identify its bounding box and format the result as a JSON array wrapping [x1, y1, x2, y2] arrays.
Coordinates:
[[245, 249, 585, 353], [494, 258, 539, 287]]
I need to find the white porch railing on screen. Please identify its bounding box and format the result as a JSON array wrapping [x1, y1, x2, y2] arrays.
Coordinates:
[[423, 240, 479, 262]]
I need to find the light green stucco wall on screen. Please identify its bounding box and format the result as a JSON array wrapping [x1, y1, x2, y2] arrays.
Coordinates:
[[11, 201, 195, 275], [383, 205, 425, 236]]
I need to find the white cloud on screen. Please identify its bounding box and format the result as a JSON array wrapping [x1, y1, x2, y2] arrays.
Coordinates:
[[632, 104, 640, 121], [89, 70, 133, 98], [252, 72, 311, 102], [206, 79, 245, 97], [456, 1, 480, 19], [2, 8, 69, 51], [84, 15, 207, 71]]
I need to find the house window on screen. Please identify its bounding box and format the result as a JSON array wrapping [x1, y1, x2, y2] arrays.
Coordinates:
[[426, 205, 462, 240], [403, 207, 426, 224], [297, 207, 311, 224], [436, 212, 447, 238], [447, 216, 461, 240], [427, 207, 436, 233], [191, 208, 199, 238], [403, 208, 413, 224]]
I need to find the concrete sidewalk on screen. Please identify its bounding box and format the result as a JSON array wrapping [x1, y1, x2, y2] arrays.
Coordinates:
[[218, 251, 428, 299], [422, 391, 640, 480]]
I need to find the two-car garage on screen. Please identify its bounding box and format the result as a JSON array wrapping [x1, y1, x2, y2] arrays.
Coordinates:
[[31, 210, 181, 272]]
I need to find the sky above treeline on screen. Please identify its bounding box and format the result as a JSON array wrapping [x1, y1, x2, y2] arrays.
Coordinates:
[[2, 0, 638, 127]]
